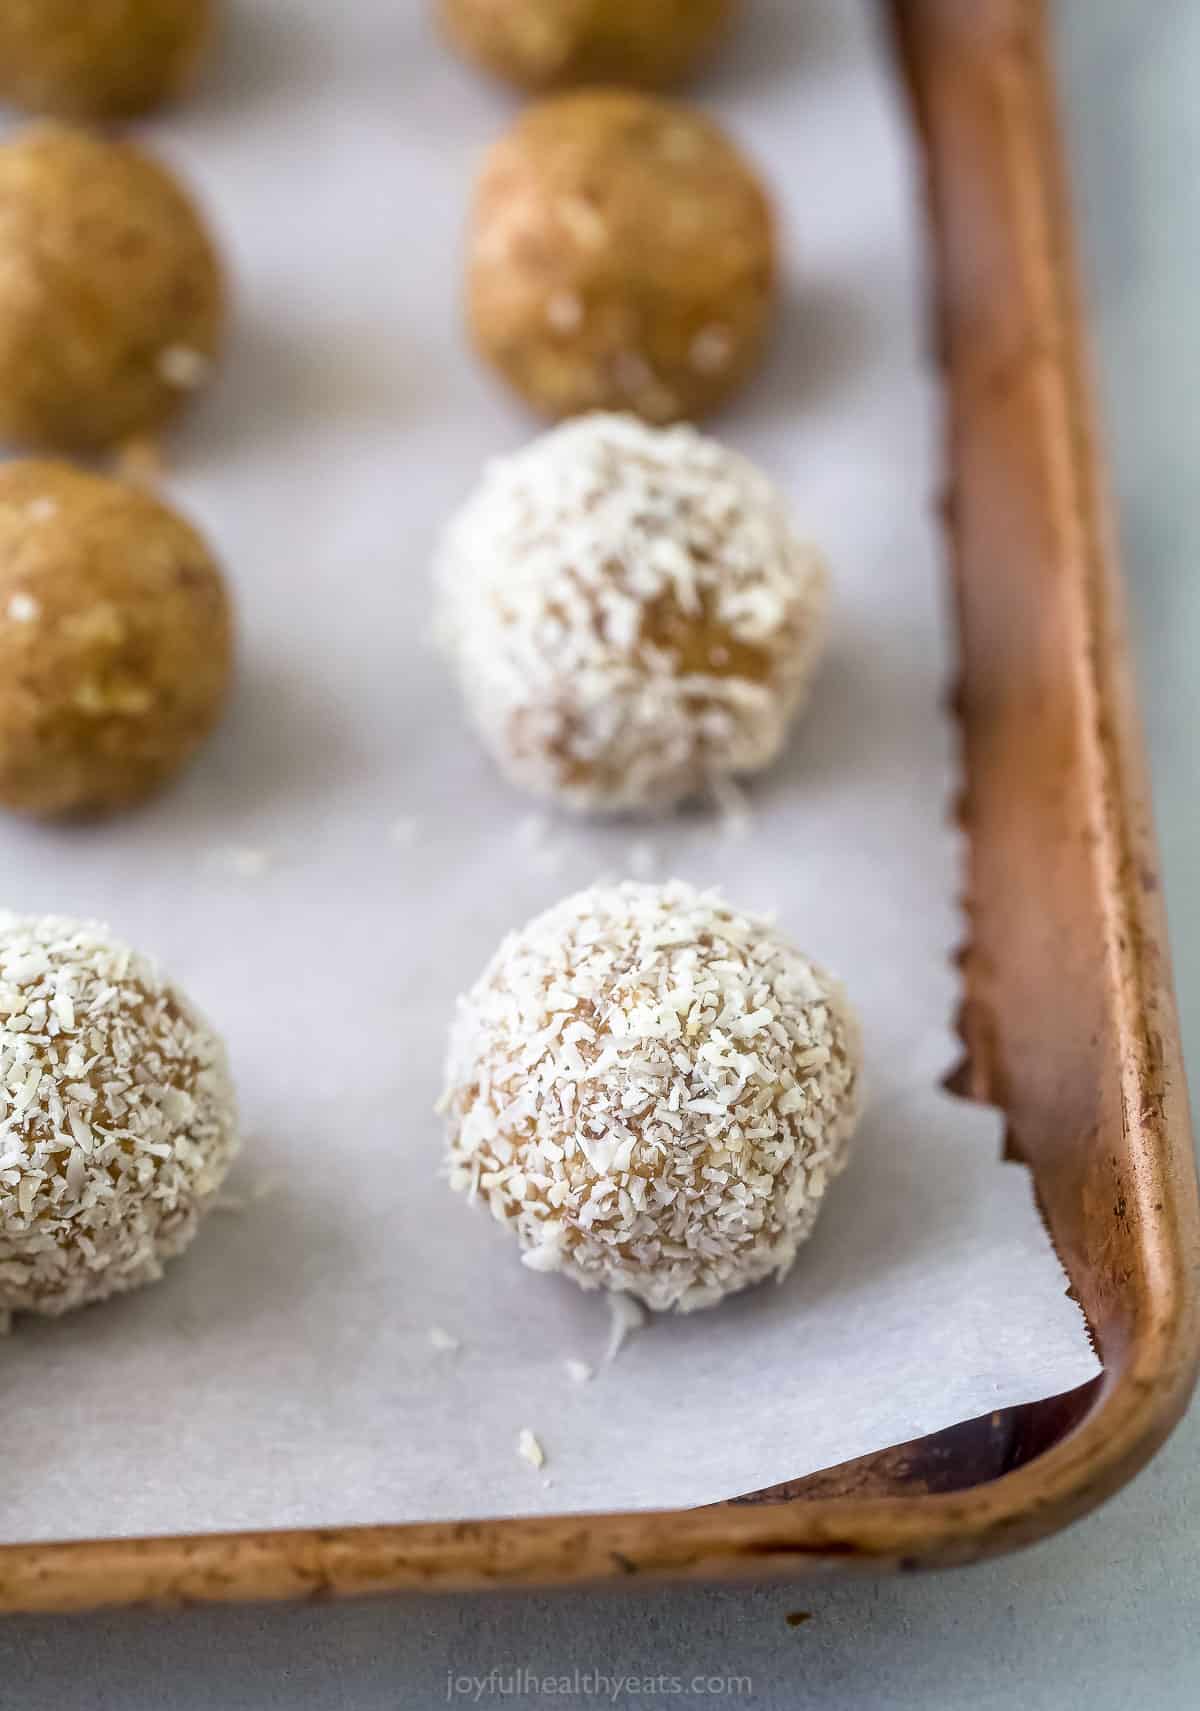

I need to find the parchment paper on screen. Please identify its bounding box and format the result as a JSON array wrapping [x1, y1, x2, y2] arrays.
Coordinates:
[[0, 0, 1098, 1543]]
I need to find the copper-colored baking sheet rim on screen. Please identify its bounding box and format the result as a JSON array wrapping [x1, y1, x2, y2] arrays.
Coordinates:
[[1, 0, 1196, 1612]]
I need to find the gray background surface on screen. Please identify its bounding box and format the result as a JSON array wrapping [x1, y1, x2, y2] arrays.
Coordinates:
[[3, 0, 1198, 1704]]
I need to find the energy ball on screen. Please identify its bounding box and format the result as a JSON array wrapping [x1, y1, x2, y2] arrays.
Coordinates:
[[436, 413, 828, 813], [0, 123, 225, 450], [467, 90, 775, 423], [439, 0, 737, 92], [441, 881, 861, 1312], [0, 0, 215, 120], [0, 460, 233, 817], [0, 913, 239, 1319]]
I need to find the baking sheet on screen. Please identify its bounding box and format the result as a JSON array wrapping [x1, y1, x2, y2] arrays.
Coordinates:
[[0, 0, 1099, 1543]]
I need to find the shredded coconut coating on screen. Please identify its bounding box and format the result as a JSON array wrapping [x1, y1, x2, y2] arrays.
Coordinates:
[[0, 914, 238, 1318], [436, 414, 829, 813], [440, 881, 861, 1312]]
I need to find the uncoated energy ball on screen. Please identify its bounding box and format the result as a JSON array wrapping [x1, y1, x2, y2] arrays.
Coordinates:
[[0, 461, 233, 816], [0, 0, 215, 120], [436, 414, 828, 813], [439, 0, 737, 92], [467, 90, 776, 424], [0, 124, 225, 451], [441, 881, 862, 1312], [0, 913, 239, 1319]]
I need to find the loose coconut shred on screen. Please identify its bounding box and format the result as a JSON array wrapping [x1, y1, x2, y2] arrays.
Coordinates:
[[435, 414, 829, 813], [440, 881, 861, 1312], [0, 914, 238, 1318]]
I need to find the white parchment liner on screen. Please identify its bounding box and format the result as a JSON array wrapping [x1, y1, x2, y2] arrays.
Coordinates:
[[0, 0, 1098, 1541]]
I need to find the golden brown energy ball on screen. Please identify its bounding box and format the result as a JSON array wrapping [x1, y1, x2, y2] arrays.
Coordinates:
[[467, 90, 776, 424], [0, 460, 233, 817], [439, 0, 737, 92], [0, 0, 215, 120], [0, 124, 225, 451]]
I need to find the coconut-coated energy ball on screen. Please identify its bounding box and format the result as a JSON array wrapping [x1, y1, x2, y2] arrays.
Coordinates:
[[441, 881, 861, 1312], [467, 90, 776, 423], [0, 461, 233, 816], [0, 913, 239, 1319], [436, 413, 828, 813], [0, 0, 215, 120], [439, 0, 737, 92], [0, 124, 225, 450]]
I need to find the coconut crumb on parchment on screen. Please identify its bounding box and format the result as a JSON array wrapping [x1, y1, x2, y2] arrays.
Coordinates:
[[606, 1292, 647, 1360], [390, 817, 421, 848], [518, 1428, 546, 1469], [711, 772, 752, 842], [212, 1171, 278, 1214], [204, 846, 272, 880]]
